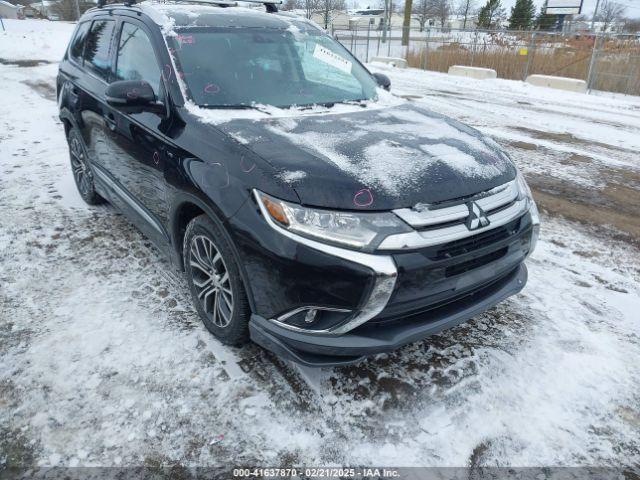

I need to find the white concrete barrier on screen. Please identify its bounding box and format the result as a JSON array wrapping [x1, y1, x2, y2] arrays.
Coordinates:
[[448, 65, 497, 79], [370, 57, 408, 68], [526, 74, 587, 93]]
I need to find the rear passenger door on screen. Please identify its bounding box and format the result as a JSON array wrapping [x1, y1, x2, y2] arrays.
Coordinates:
[[76, 18, 117, 177], [104, 19, 171, 242]]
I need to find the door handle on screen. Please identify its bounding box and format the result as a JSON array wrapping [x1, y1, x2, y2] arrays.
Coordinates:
[[104, 112, 117, 131]]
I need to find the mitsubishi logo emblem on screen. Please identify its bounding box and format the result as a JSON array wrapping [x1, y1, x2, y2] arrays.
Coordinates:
[[466, 202, 490, 231]]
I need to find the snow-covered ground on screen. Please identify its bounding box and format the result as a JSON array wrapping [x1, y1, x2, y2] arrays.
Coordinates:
[[1, 19, 640, 468]]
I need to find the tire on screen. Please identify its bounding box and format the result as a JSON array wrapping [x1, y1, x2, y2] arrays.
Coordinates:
[[183, 214, 250, 345], [67, 128, 104, 205]]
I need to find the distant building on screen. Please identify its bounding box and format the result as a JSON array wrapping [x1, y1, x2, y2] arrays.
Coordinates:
[[570, 20, 624, 33], [30, 0, 59, 18], [21, 4, 39, 16], [0, 0, 23, 19]]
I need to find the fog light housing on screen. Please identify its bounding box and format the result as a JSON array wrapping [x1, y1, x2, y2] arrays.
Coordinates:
[[304, 309, 318, 323], [274, 306, 353, 332]]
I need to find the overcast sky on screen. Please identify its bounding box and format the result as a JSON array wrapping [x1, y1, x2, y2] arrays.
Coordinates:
[[351, 0, 640, 18]]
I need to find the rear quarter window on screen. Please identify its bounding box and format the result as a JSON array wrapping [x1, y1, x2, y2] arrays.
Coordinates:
[[69, 21, 90, 63], [83, 19, 116, 81]]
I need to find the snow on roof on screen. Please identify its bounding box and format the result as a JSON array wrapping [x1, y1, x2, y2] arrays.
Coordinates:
[[138, 0, 316, 32], [0, 0, 21, 9]]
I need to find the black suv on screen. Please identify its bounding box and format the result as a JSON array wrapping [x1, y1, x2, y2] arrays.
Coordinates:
[[57, 0, 539, 366]]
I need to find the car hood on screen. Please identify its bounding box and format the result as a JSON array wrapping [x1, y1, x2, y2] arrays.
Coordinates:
[[217, 103, 516, 210]]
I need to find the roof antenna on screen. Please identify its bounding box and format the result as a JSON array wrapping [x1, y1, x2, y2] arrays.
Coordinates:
[[124, 0, 137, 5], [97, 0, 107, 7]]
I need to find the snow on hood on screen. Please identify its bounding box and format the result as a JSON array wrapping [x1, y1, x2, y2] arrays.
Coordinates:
[[213, 103, 517, 210]]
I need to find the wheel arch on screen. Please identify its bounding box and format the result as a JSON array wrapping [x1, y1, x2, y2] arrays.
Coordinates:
[[170, 194, 256, 313], [59, 107, 79, 138]]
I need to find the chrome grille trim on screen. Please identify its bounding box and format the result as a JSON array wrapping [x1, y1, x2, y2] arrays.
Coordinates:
[[393, 180, 518, 229], [379, 180, 527, 251]]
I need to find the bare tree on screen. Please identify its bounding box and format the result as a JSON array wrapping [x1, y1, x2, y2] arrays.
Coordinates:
[[432, 0, 451, 27], [50, 0, 92, 20], [457, 0, 476, 28], [412, 0, 434, 31], [300, 0, 319, 19], [282, 0, 301, 10], [597, 0, 626, 32], [317, 0, 346, 28], [622, 17, 640, 33]]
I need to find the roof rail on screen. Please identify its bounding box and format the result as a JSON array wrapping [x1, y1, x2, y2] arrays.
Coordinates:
[[96, 0, 282, 12], [96, 0, 138, 8], [238, 0, 282, 12]]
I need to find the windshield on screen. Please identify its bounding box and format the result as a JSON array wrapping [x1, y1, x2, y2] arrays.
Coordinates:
[[167, 25, 378, 108]]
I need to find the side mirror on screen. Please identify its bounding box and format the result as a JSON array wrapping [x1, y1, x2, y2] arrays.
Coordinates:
[[372, 72, 391, 91], [105, 80, 164, 114]]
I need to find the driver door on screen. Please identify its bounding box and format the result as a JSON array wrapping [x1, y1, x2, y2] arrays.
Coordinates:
[[104, 19, 171, 244]]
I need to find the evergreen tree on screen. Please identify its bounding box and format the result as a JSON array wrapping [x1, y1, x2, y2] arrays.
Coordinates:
[[508, 0, 535, 29], [535, 0, 558, 30], [477, 0, 505, 28]]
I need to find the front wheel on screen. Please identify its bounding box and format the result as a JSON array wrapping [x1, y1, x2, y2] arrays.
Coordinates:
[[183, 214, 251, 345], [67, 128, 104, 205]]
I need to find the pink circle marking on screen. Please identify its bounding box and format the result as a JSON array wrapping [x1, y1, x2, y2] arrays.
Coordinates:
[[163, 64, 172, 81], [240, 156, 255, 173], [354, 188, 373, 207], [126, 88, 139, 99], [153, 151, 160, 165], [204, 83, 220, 94]]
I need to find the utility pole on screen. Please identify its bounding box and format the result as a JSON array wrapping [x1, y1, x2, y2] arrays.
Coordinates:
[[402, 0, 413, 46], [590, 0, 601, 31], [382, 0, 390, 42]]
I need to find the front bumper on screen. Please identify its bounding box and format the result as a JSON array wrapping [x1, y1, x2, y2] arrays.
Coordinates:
[[231, 191, 536, 367], [249, 263, 528, 367]]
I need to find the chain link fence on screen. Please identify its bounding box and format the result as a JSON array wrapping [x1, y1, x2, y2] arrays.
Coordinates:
[[333, 25, 640, 96]]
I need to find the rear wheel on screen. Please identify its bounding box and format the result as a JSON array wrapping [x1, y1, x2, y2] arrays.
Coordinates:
[[183, 214, 250, 345], [67, 128, 104, 205]]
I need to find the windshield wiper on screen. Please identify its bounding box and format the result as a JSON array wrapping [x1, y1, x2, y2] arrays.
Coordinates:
[[199, 104, 273, 115]]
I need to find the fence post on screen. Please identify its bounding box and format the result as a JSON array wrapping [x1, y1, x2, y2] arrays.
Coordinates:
[[523, 31, 536, 81], [387, 21, 392, 56], [365, 22, 371, 63], [470, 30, 479, 66], [421, 28, 430, 70], [586, 33, 601, 93]]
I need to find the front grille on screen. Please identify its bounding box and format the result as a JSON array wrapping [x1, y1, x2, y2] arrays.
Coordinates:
[[430, 218, 521, 260], [445, 247, 508, 277]]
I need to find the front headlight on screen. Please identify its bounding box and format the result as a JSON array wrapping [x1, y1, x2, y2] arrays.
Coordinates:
[[516, 171, 540, 256], [254, 190, 411, 252]]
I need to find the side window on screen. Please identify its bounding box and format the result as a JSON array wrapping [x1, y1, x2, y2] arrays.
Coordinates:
[[115, 22, 162, 98], [69, 21, 90, 63], [83, 20, 115, 81]]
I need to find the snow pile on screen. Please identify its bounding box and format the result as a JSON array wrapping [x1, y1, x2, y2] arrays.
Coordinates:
[[0, 19, 75, 62], [420, 143, 501, 179], [183, 88, 403, 126], [276, 169, 307, 184], [262, 104, 510, 196]]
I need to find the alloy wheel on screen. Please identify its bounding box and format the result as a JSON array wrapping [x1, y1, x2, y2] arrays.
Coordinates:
[[69, 136, 92, 196], [189, 235, 234, 328]]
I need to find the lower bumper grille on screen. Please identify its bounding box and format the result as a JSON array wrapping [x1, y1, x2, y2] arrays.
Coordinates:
[[445, 247, 509, 277], [431, 218, 520, 260], [369, 266, 520, 325]]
